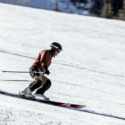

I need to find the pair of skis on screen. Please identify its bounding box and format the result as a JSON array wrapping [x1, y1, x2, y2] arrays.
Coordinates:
[[0, 89, 86, 109]]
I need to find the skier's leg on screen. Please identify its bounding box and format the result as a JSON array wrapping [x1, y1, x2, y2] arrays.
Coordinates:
[[22, 67, 42, 95], [29, 77, 42, 91], [35, 79, 51, 95]]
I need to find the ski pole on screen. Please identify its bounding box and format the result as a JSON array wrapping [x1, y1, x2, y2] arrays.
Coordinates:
[[2, 70, 44, 74], [0, 80, 32, 82]]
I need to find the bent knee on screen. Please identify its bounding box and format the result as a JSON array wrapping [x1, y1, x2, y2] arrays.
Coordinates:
[[34, 76, 42, 81], [46, 79, 51, 87]]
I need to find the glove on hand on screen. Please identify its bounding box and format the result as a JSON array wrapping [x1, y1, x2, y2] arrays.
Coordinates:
[[43, 66, 50, 75]]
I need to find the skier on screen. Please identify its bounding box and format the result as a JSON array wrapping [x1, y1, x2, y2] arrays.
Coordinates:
[[21, 42, 62, 100]]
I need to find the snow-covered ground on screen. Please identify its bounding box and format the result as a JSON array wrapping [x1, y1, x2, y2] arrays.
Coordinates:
[[0, 3, 125, 125]]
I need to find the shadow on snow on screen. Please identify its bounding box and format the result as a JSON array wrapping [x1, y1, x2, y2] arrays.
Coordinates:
[[69, 107, 125, 121], [0, 49, 125, 79]]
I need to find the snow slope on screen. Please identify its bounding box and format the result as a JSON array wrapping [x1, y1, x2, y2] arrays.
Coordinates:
[[0, 3, 125, 125]]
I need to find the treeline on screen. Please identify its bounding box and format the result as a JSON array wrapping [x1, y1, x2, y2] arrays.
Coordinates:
[[101, 0, 125, 20], [71, 0, 125, 21]]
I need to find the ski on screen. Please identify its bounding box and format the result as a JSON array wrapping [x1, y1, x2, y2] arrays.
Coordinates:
[[0, 89, 86, 109]]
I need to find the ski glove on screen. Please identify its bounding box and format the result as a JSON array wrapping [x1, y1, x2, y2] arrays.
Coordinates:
[[43, 66, 50, 75]]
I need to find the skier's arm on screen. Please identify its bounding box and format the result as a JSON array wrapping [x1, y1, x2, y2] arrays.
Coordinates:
[[40, 51, 50, 75]]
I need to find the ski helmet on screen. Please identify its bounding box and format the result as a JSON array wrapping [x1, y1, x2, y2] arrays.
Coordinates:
[[50, 42, 62, 51]]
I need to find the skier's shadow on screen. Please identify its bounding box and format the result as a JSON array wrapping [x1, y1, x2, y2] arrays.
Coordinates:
[[68, 107, 125, 121]]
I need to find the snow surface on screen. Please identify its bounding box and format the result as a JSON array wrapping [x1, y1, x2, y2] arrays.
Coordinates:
[[0, 3, 125, 125]]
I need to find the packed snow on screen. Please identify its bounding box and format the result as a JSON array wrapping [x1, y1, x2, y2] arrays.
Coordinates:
[[0, 3, 125, 125]]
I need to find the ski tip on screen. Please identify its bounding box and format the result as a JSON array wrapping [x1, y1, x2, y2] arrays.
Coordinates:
[[58, 103, 71, 107], [82, 105, 86, 108], [73, 105, 86, 109]]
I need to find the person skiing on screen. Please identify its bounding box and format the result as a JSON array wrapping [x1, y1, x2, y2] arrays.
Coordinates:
[[21, 42, 62, 100]]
